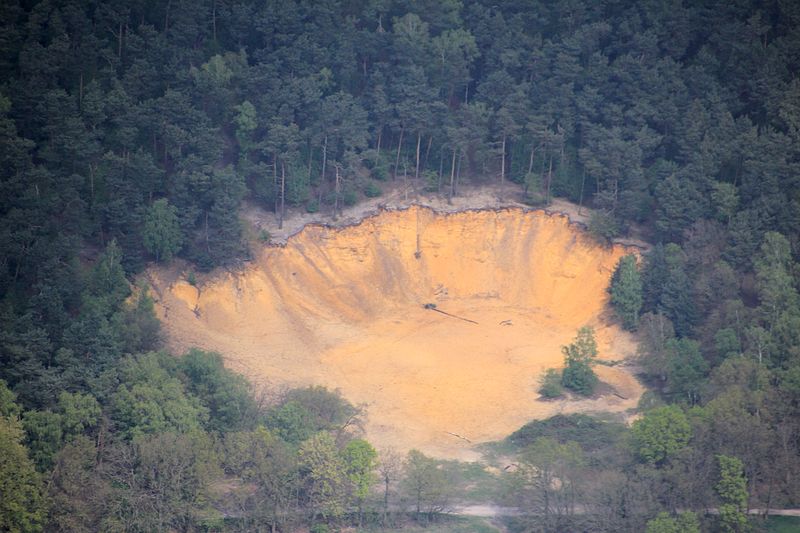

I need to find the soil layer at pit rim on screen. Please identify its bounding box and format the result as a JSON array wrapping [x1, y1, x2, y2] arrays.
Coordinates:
[[150, 206, 643, 460]]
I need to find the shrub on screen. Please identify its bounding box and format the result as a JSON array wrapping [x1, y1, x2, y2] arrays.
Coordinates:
[[538, 368, 564, 398], [364, 181, 382, 198], [587, 210, 620, 244], [342, 189, 358, 207]]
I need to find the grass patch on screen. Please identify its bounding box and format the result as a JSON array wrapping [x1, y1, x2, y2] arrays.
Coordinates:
[[438, 459, 503, 503], [765, 515, 800, 532], [357, 515, 500, 532]]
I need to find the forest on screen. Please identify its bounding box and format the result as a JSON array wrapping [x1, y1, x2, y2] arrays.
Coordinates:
[[1, 0, 800, 531]]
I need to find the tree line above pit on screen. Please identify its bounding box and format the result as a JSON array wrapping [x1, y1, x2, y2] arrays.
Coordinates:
[[2, 0, 800, 531], [2, 0, 800, 276]]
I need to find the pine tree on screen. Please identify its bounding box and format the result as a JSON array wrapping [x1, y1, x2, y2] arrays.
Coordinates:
[[143, 198, 183, 262], [610, 254, 643, 330]]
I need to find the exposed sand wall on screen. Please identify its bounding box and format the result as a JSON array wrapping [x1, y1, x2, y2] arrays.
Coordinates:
[[151, 206, 642, 459]]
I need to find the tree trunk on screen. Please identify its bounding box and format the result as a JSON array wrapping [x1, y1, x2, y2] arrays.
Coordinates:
[[394, 125, 404, 180], [437, 149, 444, 192], [307, 141, 313, 182], [415, 131, 422, 180], [383, 476, 390, 524], [448, 148, 457, 203], [334, 164, 341, 219], [528, 143, 535, 174], [205, 212, 210, 252], [455, 149, 463, 196], [321, 134, 328, 184], [525, 143, 536, 195], [546, 154, 553, 205], [423, 135, 433, 172], [164, 0, 171, 33], [212, 0, 217, 41], [376, 125, 382, 166], [279, 160, 286, 229], [403, 160, 408, 201], [500, 134, 507, 183], [273, 156, 278, 216]]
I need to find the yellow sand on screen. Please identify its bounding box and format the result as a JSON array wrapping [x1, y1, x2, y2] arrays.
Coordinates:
[[151, 207, 642, 459]]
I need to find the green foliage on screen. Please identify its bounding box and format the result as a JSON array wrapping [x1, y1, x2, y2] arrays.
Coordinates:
[[180, 349, 255, 432], [714, 328, 742, 360], [234, 100, 258, 153], [46, 436, 106, 532], [299, 432, 348, 519], [716, 455, 750, 533], [538, 368, 564, 399], [561, 326, 599, 396], [0, 380, 20, 419], [143, 198, 183, 262], [86, 241, 131, 310], [630, 405, 691, 465], [524, 172, 546, 205], [342, 438, 377, 516], [642, 244, 698, 337], [645, 511, 701, 533], [664, 338, 708, 405], [0, 415, 48, 532], [267, 386, 357, 446], [637, 312, 676, 382], [507, 437, 584, 529], [754, 233, 800, 356], [587, 210, 620, 244], [507, 414, 625, 452], [222, 427, 296, 530], [267, 400, 317, 446], [112, 431, 221, 532], [2, 0, 800, 530], [342, 188, 358, 207], [57, 392, 101, 437], [402, 449, 451, 516], [364, 181, 382, 198], [113, 285, 161, 354], [111, 352, 208, 439], [610, 254, 643, 330], [23, 410, 64, 470], [711, 182, 739, 223]]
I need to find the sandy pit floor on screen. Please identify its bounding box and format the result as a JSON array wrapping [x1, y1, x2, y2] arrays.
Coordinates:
[[150, 206, 643, 460]]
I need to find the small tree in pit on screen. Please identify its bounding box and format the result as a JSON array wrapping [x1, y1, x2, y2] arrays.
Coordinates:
[[561, 327, 599, 395]]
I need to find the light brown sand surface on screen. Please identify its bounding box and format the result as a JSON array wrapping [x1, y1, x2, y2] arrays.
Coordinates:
[[150, 206, 642, 459]]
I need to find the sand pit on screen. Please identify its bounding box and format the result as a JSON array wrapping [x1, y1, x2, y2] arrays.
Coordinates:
[[151, 206, 643, 459]]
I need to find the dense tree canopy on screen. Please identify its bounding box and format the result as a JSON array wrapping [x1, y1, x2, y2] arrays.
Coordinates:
[[2, 0, 800, 531]]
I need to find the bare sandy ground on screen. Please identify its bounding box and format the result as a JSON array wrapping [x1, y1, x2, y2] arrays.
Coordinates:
[[149, 192, 644, 460]]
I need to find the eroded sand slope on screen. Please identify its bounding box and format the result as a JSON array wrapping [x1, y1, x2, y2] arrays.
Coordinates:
[[151, 206, 642, 459]]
